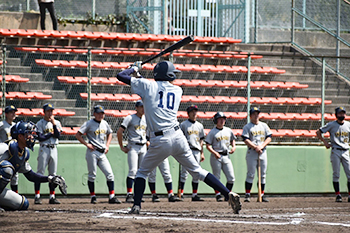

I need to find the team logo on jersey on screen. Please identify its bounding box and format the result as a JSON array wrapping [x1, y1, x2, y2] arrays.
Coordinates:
[[251, 131, 265, 136], [187, 130, 199, 135], [44, 128, 54, 134], [94, 129, 107, 135], [335, 132, 349, 137], [216, 136, 229, 141], [134, 125, 146, 131]]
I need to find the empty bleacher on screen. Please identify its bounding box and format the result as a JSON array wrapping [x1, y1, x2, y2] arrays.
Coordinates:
[[1, 29, 349, 142]]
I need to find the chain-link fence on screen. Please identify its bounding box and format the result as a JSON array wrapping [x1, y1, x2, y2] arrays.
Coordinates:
[[2, 42, 350, 144]]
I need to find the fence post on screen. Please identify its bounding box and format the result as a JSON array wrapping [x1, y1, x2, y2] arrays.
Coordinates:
[[2, 46, 6, 120], [336, 0, 340, 74], [291, 0, 295, 45], [247, 54, 251, 123], [254, 0, 258, 43], [92, 0, 96, 20], [321, 57, 325, 126], [87, 49, 92, 120]]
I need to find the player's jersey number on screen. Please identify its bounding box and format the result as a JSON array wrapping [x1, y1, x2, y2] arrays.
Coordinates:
[[158, 91, 175, 110]]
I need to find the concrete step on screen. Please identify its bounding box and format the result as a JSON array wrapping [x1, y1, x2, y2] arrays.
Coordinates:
[[18, 73, 43, 82], [6, 65, 31, 74], [18, 81, 56, 91], [4, 58, 21, 66], [232, 44, 294, 52]]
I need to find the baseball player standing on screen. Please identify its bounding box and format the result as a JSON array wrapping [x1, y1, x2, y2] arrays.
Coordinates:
[[242, 107, 272, 202], [34, 103, 62, 205], [0, 105, 19, 193], [0, 121, 67, 212], [117, 61, 241, 214], [316, 107, 350, 202], [179, 105, 205, 201], [205, 112, 237, 202], [75, 105, 121, 204], [117, 100, 180, 203]]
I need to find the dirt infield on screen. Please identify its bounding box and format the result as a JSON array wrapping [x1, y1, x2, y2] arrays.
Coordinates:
[[1, 195, 350, 232]]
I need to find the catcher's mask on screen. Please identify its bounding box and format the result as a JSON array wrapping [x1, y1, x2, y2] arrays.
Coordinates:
[[10, 121, 38, 151]]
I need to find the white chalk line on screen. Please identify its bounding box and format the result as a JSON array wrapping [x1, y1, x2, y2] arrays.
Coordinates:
[[97, 213, 300, 226]]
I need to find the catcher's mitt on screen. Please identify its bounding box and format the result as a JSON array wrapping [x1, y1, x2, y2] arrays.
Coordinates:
[[49, 175, 68, 195]]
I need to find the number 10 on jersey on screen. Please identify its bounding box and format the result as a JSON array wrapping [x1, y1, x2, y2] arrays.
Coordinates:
[[158, 91, 175, 110]]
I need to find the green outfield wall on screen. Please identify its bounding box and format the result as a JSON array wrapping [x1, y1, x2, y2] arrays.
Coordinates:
[[13, 145, 347, 195]]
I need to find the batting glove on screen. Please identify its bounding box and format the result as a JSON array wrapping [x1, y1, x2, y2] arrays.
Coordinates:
[[133, 61, 143, 71]]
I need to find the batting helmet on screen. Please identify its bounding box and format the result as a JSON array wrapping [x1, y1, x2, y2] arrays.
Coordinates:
[[213, 112, 227, 124], [10, 121, 37, 151], [154, 61, 181, 81]]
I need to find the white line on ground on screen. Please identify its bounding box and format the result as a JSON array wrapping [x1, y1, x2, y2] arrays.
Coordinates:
[[314, 221, 350, 227]]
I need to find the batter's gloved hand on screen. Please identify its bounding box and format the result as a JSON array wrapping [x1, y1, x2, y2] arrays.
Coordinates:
[[133, 61, 143, 71], [49, 175, 68, 196]]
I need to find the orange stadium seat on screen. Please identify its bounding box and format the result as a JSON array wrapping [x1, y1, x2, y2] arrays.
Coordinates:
[[0, 75, 29, 83]]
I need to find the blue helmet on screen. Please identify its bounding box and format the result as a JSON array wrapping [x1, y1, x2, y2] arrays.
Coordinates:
[[10, 121, 37, 151], [213, 112, 227, 124], [154, 61, 181, 81]]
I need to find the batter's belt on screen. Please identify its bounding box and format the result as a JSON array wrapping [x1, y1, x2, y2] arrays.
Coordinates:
[[40, 144, 56, 148], [154, 125, 180, 136]]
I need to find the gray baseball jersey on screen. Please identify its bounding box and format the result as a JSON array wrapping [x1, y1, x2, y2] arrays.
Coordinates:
[[79, 119, 112, 147], [205, 127, 236, 153], [319, 121, 350, 149], [242, 122, 272, 146], [180, 120, 205, 151], [0, 142, 32, 174], [121, 114, 147, 144], [131, 77, 181, 133], [0, 120, 14, 142], [36, 119, 62, 145]]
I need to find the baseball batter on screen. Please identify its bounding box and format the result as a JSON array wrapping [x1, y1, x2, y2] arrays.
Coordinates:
[[117, 100, 179, 203], [317, 107, 350, 202], [242, 107, 272, 202], [179, 105, 205, 201], [205, 112, 236, 202], [76, 105, 121, 204], [0, 121, 66, 211], [34, 103, 62, 205], [117, 60, 241, 214], [0, 105, 19, 193]]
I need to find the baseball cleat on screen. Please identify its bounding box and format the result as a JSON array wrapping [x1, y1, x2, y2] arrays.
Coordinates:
[[129, 205, 140, 214], [262, 195, 269, 202], [91, 196, 97, 204], [109, 196, 122, 204], [192, 195, 204, 202], [180, 194, 185, 201], [168, 194, 182, 202], [49, 197, 61, 204], [0, 207, 5, 212], [34, 197, 42, 205], [216, 194, 223, 202], [336, 195, 342, 202], [125, 194, 134, 203], [152, 194, 160, 202], [228, 192, 242, 214], [244, 193, 251, 202]]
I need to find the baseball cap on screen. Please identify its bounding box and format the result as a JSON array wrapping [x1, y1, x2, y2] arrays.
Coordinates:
[[249, 107, 260, 115], [43, 103, 55, 111], [187, 104, 198, 113], [335, 107, 346, 114], [4, 105, 17, 113], [94, 105, 105, 113], [135, 100, 143, 107]]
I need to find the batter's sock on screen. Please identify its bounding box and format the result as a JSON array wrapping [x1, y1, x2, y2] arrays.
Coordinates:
[[192, 182, 198, 195], [107, 181, 114, 192], [204, 173, 230, 200], [165, 182, 173, 195], [109, 190, 115, 199], [133, 177, 146, 206], [127, 177, 134, 193], [333, 182, 340, 195], [261, 183, 265, 194], [226, 182, 233, 192], [35, 190, 40, 199], [148, 182, 156, 194], [50, 191, 55, 199], [88, 181, 95, 196], [180, 182, 185, 191], [11, 185, 18, 193]]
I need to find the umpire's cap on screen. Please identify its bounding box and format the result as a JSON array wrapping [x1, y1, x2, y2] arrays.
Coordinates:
[[187, 104, 198, 113], [213, 111, 227, 124], [43, 103, 54, 111], [335, 107, 346, 115], [135, 100, 143, 107], [154, 61, 180, 81], [5, 105, 17, 113], [249, 107, 261, 115], [94, 105, 105, 113]]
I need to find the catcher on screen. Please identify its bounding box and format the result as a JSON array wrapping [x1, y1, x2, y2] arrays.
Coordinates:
[[0, 121, 67, 211]]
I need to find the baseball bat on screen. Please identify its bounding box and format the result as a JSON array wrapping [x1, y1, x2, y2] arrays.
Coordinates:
[[257, 158, 262, 202], [141, 35, 194, 65], [177, 163, 182, 198]]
